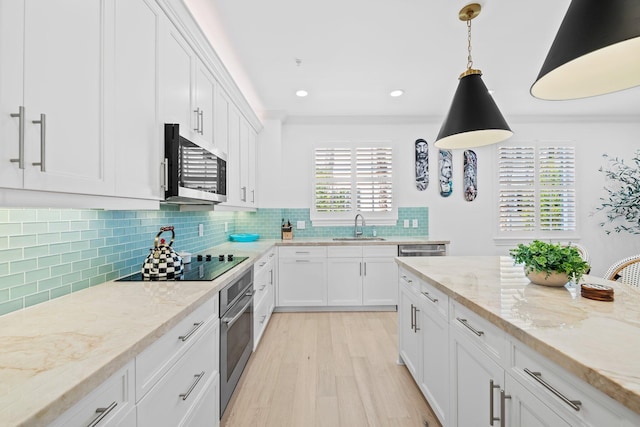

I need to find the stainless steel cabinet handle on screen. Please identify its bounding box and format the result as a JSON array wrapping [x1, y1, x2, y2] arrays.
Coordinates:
[[295, 251, 310, 254], [269, 269, 273, 284], [456, 317, 484, 337], [87, 401, 117, 427], [364, 262, 367, 276], [413, 306, 420, 332], [9, 106, 25, 169], [489, 380, 501, 426], [31, 113, 46, 171], [260, 314, 267, 324], [162, 158, 169, 191], [422, 291, 438, 304], [259, 261, 267, 267], [524, 368, 582, 411], [251, 189, 255, 203], [500, 389, 511, 427], [179, 371, 205, 401], [401, 275, 413, 284], [194, 108, 201, 132], [259, 284, 266, 291], [178, 322, 204, 342], [198, 109, 204, 135], [295, 259, 310, 263], [241, 186, 247, 202], [360, 262, 362, 276], [410, 304, 415, 330]]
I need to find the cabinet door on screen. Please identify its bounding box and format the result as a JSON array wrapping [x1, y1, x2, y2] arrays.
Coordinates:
[[278, 258, 327, 306], [505, 374, 572, 427], [398, 280, 421, 383], [23, 0, 113, 195], [222, 104, 241, 206], [247, 126, 257, 205], [239, 117, 250, 204], [327, 257, 362, 305], [113, 0, 161, 200], [0, 0, 24, 189], [194, 59, 216, 149], [420, 299, 449, 426], [450, 327, 504, 427], [362, 257, 398, 305], [214, 86, 230, 156], [179, 373, 220, 427], [161, 21, 192, 136]]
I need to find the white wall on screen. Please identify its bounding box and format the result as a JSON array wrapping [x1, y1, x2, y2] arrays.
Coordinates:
[[258, 116, 640, 276]]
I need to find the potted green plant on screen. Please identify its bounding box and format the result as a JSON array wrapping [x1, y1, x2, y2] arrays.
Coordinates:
[[509, 240, 590, 287]]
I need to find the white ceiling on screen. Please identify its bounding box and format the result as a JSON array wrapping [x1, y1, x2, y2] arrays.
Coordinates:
[[184, 0, 640, 121]]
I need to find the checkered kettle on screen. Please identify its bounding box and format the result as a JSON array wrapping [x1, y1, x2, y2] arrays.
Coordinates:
[[142, 226, 184, 280]]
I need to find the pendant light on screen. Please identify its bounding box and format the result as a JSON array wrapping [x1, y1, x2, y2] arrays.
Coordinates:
[[531, 0, 640, 100], [435, 3, 512, 150]]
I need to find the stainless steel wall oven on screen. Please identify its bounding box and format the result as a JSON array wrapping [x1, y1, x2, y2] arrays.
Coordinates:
[[219, 268, 253, 415]]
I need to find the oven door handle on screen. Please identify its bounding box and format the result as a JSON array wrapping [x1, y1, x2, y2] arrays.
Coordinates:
[[222, 294, 252, 328]]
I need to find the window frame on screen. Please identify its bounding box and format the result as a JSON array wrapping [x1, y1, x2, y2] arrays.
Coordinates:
[[494, 141, 580, 245], [311, 140, 397, 226]]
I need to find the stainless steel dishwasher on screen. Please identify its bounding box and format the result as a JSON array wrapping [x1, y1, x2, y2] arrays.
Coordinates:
[[398, 244, 447, 257]]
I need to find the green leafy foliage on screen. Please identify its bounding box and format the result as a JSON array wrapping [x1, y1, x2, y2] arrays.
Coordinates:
[[509, 240, 589, 283], [596, 150, 640, 235]]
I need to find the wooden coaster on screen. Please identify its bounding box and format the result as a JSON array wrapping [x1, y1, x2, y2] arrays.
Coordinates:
[[581, 283, 614, 302]]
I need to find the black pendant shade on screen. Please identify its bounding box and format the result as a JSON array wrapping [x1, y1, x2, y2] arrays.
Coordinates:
[[531, 0, 640, 100], [435, 72, 513, 149]]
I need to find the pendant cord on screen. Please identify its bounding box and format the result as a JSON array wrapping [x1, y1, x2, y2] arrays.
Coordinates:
[[467, 18, 473, 70]]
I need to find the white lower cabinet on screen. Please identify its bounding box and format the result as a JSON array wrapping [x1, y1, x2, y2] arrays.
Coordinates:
[[137, 319, 219, 427], [253, 248, 276, 349], [48, 361, 136, 427], [278, 245, 398, 309], [327, 245, 398, 306], [278, 246, 327, 307], [398, 273, 422, 382], [398, 267, 640, 427], [450, 322, 506, 427]]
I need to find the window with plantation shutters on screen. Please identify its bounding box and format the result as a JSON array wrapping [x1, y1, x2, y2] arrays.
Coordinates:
[[498, 144, 576, 235], [313, 145, 395, 224]]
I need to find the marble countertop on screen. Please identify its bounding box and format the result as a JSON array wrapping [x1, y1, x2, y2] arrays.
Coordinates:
[[0, 240, 276, 427], [275, 236, 449, 246], [396, 255, 640, 416]]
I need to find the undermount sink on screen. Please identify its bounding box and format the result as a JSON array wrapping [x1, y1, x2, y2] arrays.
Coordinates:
[[332, 237, 386, 241]]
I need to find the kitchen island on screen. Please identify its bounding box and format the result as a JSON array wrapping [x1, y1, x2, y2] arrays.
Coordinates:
[[397, 255, 640, 425]]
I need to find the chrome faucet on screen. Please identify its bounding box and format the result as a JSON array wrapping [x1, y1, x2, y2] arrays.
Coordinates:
[[354, 214, 365, 238]]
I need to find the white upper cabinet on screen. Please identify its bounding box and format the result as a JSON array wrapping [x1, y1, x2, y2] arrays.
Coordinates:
[[160, 21, 193, 137], [113, 0, 162, 201], [194, 59, 216, 150], [1, 0, 114, 196]]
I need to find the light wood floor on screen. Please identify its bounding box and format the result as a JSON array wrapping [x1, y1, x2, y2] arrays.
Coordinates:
[[221, 311, 441, 427]]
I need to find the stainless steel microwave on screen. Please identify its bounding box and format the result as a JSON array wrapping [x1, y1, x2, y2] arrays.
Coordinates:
[[163, 123, 227, 204]]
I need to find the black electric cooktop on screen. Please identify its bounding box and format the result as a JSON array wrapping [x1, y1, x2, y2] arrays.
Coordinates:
[[117, 255, 248, 282]]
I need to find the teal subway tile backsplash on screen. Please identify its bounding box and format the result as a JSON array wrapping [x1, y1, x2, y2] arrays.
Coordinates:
[[0, 205, 427, 316]]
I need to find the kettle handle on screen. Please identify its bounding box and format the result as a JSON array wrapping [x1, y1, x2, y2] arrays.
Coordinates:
[[154, 226, 175, 248]]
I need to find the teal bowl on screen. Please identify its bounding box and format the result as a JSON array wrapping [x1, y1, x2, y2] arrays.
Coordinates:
[[229, 233, 260, 242]]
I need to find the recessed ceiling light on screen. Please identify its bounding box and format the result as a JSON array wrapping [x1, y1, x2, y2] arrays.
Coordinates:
[[296, 90, 308, 97], [390, 89, 404, 97]]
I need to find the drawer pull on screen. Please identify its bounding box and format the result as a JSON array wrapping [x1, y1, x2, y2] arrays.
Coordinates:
[[259, 261, 267, 267], [524, 368, 582, 411], [489, 380, 500, 425], [421, 291, 438, 303], [260, 314, 267, 324], [178, 322, 204, 342], [259, 284, 267, 291], [295, 259, 310, 263], [87, 401, 117, 427], [401, 275, 413, 284], [295, 251, 310, 254], [179, 371, 205, 401], [456, 317, 484, 337]]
